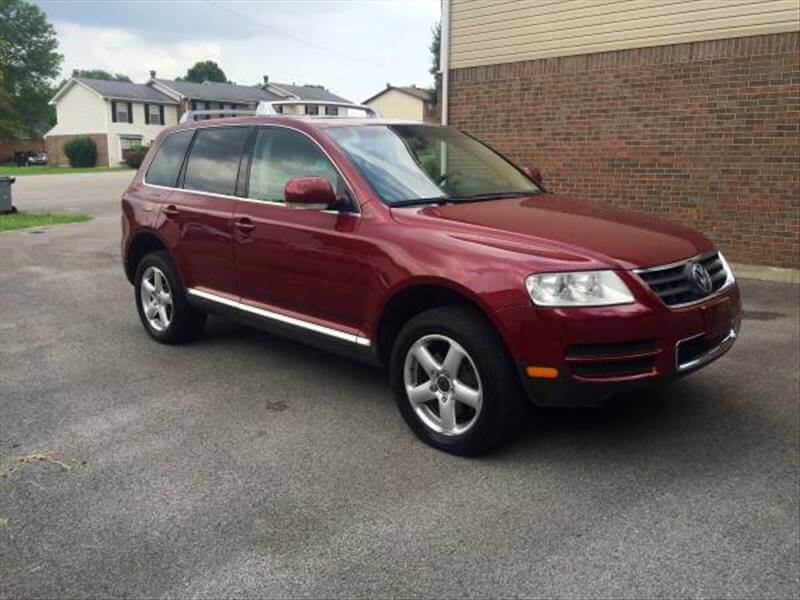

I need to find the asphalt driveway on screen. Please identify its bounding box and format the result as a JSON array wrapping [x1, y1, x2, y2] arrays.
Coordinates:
[[1, 173, 798, 599]]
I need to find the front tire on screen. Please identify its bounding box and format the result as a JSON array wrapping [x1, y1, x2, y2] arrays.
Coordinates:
[[390, 305, 525, 456], [134, 250, 206, 344]]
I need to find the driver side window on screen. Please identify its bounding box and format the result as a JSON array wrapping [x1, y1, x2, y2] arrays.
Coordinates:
[[248, 127, 351, 207]]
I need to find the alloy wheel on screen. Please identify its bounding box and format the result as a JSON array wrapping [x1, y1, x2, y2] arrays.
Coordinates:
[[403, 334, 483, 436], [140, 266, 173, 332]]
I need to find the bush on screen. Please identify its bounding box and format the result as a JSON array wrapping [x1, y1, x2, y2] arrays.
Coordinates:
[[124, 145, 148, 169], [63, 137, 97, 168]]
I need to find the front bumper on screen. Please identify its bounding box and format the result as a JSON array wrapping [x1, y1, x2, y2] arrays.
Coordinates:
[[494, 283, 742, 407]]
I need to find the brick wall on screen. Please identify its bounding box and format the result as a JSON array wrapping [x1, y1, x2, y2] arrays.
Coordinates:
[[448, 32, 800, 269], [45, 134, 109, 167], [0, 138, 45, 164]]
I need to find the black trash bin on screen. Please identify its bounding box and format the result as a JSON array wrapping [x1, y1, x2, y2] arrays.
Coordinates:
[[0, 176, 17, 214]]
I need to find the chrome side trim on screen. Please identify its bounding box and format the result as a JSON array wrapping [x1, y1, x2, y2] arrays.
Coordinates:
[[143, 181, 359, 217], [187, 288, 371, 347], [675, 319, 740, 372]]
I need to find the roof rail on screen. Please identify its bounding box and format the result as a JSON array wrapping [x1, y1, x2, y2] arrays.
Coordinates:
[[179, 109, 255, 123], [178, 100, 381, 124], [256, 100, 381, 117]]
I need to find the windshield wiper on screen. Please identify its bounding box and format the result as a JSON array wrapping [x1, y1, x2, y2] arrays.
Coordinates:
[[390, 191, 534, 208], [390, 196, 448, 208], [447, 191, 533, 203]]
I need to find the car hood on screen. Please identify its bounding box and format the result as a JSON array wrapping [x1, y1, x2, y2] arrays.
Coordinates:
[[390, 194, 714, 270]]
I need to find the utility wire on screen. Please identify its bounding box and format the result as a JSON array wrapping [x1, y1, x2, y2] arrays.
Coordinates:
[[202, 0, 387, 70]]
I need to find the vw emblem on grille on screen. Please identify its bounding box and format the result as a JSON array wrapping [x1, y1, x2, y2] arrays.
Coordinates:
[[688, 262, 713, 294]]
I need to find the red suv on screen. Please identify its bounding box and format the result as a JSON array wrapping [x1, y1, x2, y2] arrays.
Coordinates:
[[122, 114, 741, 455]]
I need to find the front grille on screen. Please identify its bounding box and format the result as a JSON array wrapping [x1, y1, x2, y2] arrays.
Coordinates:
[[636, 252, 729, 307], [565, 339, 658, 379]]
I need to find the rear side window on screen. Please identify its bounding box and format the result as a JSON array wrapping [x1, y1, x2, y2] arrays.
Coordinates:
[[183, 127, 250, 196], [145, 130, 194, 187]]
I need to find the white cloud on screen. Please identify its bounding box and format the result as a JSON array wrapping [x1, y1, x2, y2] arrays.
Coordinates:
[[46, 0, 441, 103], [56, 22, 223, 81]]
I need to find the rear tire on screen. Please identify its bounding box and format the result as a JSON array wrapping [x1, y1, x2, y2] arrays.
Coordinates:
[[390, 305, 525, 456], [134, 250, 206, 344]]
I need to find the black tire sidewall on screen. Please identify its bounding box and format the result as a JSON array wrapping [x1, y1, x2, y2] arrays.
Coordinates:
[[390, 306, 520, 455], [134, 250, 201, 344]]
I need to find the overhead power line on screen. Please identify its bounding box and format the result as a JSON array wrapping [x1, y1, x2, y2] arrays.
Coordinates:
[[202, 0, 387, 70]]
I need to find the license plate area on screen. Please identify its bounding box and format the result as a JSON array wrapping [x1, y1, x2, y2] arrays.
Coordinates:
[[701, 298, 731, 340]]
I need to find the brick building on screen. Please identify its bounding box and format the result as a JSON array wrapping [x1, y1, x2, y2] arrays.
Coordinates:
[[441, 0, 799, 269]]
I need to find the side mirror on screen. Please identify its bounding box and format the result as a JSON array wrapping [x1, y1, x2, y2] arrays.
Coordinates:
[[522, 165, 544, 186], [284, 177, 338, 210]]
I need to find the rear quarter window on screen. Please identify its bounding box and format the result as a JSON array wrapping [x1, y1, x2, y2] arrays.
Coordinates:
[[145, 130, 194, 187]]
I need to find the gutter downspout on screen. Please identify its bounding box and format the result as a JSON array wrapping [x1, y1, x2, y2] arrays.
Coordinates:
[[440, 0, 450, 126]]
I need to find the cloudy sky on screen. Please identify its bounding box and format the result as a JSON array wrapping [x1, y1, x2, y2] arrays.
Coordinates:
[[36, 0, 441, 103]]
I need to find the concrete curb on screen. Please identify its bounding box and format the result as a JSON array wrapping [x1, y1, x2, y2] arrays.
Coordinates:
[[731, 263, 800, 284]]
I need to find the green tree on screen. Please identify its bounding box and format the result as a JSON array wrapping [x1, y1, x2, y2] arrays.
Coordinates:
[[72, 70, 131, 82], [0, 0, 62, 138], [0, 73, 19, 138], [428, 22, 441, 105], [183, 61, 227, 83]]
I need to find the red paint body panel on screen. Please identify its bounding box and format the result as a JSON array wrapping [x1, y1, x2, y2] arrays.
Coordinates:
[[160, 189, 237, 293], [284, 176, 337, 206], [232, 202, 377, 331], [121, 115, 742, 406]]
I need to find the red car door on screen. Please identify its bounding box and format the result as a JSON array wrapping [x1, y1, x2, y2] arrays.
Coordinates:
[[233, 125, 374, 338], [159, 125, 251, 296]]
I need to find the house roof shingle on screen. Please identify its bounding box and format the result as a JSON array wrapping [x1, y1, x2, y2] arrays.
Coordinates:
[[397, 86, 431, 101], [363, 85, 432, 105], [153, 79, 281, 104], [56, 76, 352, 107], [74, 78, 176, 103], [153, 79, 351, 105], [268, 82, 351, 103]]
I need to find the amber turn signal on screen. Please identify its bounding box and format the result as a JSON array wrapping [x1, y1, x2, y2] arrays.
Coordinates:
[[525, 366, 559, 379]]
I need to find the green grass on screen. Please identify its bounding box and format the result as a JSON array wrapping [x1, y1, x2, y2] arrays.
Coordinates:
[[0, 211, 92, 232], [0, 165, 132, 176]]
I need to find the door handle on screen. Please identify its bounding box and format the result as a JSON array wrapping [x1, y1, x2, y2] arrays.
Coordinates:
[[234, 218, 255, 233], [163, 205, 180, 218]]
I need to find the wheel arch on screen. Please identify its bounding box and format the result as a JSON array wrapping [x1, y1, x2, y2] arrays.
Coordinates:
[[124, 230, 175, 285], [374, 278, 507, 368]]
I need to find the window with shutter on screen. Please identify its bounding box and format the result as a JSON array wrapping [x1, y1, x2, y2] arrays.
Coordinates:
[[147, 104, 161, 125], [114, 102, 128, 123]]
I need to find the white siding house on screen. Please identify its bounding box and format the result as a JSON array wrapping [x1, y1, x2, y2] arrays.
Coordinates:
[[363, 85, 436, 122], [46, 73, 353, 167], [46, 78, 178, 167]]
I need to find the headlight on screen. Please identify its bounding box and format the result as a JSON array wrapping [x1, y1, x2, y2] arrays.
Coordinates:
[[525, 270, 635, 307]]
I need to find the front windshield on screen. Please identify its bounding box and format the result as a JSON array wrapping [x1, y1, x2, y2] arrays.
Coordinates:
[[326, 125, 540, 205]]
